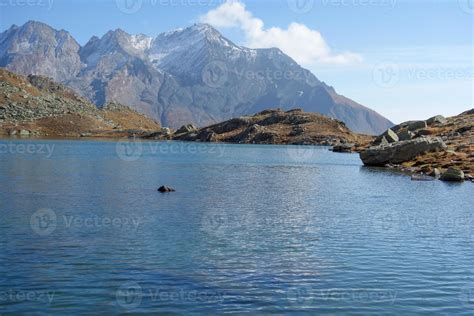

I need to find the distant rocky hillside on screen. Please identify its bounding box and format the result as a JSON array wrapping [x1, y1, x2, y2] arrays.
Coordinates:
[[169, 108, 373, 147], [360, 110, 473, 182], [0, 68, 160, 137], [0, 21, 393, 135]]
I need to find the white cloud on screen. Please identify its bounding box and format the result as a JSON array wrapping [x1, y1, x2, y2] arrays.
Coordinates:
[[199, 0, 362, 66]]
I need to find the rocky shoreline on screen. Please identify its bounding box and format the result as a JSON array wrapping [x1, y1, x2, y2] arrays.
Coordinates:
[[359, 110, 473, 182]]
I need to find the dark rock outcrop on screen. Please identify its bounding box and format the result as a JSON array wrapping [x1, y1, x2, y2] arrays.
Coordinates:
[[440, 167, 465, 182], [158, 186, 176, 193], [332, 143, 355, 153]]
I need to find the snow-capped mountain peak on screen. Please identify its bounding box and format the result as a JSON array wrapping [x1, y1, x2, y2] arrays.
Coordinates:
[[0, 21, 394, 134]]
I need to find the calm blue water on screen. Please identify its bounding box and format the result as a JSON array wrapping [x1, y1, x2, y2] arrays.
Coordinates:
[[0, 139, 473, 315]]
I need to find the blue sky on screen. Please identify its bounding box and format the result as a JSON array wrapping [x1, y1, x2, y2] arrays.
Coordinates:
[[0, 0, 472, 123]]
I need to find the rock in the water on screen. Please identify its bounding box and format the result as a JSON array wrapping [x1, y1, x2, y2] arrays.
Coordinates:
[[411, 174, 435, 181], [360, 137, 446, 166], [407, 120, 427, 131], [440, 167, 465, 182], [427, 115, 447, 125], [158, 186, 176, 193], [176, 124, 198, 134], [332, 143, 355, 153], [397, 129, 414, 141]]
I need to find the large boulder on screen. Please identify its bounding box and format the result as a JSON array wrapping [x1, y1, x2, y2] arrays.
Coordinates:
[[427, 115, 447, 125], [407, 120, 427, 131], [360, 137, 446, 166], [397, 129, 414, 141], [440, 167, 465, 182], [374, 128, 398, 145]]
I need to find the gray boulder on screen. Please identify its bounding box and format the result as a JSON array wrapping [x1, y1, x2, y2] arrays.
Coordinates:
[[407, 120, 427, 131], [360, 137, 446, 166], [427, 115, 447, 125], [440, 167, 465, 182], [375, 128, 398, 144], [397, 129, 414, 141]]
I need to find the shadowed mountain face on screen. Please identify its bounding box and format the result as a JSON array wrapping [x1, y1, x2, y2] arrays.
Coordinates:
[[0, 21, 393, 134]]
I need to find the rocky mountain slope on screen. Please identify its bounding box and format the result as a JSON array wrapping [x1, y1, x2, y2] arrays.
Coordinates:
[[0, 68, 160, 137], [0, 21, 393, 135], [170, 108, 373, 147], [360, 111, 473, 182]]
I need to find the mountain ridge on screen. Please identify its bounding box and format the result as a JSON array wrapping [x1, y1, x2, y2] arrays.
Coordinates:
[[0, 20, 393, 134]]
